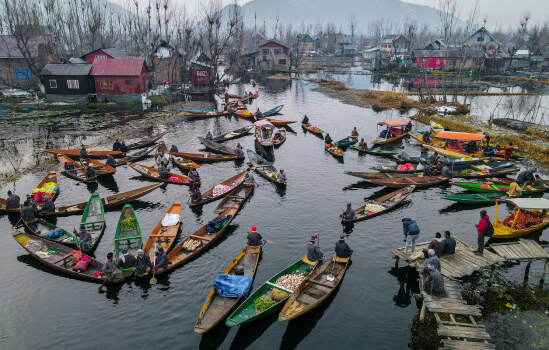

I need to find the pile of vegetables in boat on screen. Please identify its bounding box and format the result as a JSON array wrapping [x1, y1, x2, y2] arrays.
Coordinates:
[[252, 297, 277, 312], [213, 184, 234, 197], [308, 126, 323, 132], [362, 203, 387, 215], [275, 273, 306, 291], [459, 169, 484, 176], [502, 209, 544, 230], [183, 239, 201, 251], [120, 217, 137, 232]]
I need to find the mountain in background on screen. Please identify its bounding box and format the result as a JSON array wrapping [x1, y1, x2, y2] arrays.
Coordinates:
[[242, 0, 459, 34]]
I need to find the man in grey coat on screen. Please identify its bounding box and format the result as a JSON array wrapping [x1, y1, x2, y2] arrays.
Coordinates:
[[307, 233, 323, 262], [420, 249, 441, 277], [424, 264, 447, 297]]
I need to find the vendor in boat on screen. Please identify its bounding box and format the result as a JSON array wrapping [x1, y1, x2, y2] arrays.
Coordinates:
[[404, 121, 412, 133], [465, 141, 475, 154], [247, 226, 262, 246], [422, 162, 434, 176], [20, 200, 38, 223], [335, 234, 353, 258], [103, 253, 123, 280], [482, 144, 496, 157], [117, 248, 136, 269], [153, 246, 168, 272], [340, 203, 355, 220], [397, 146, 410, 161], [156, 151, 169, 166], [119, 141, 129, 153], [190, 186, 202, 204], [379, 129, 388, 139], [324, 133, 333, 146], [424, 264, 447, 297], [507, 180, 523, 197], [301, 114, 309, 125], [351, 127, 359, 138], [105, 155, 116, 167], [440, 163, 452, 179], [40, 194, 55, 213], [422, 232, 445, 258], [5, 190, 20, 209], [158, 162, 170, 180], [422, 130, 431, 143], [234, 146, 244, 158], [188, 167, 200, 183], [429, 152, 440, 165], [206, 131, 213, 140], [77, 227, 93, 250], [255, 108, 263, 120], [358, 138, 367, 149], [244, 167, 255, 185], [85, 164, 96, 180], [26, 194, 38, 208], [169, 144, 179, 153], [274, 131, 283, 141], [134, 249, 151, 276], [276, 169, 286, 182], [80, 146, 89, 161], [307, 233, 323, 262], [420, 249, 441, 277], [531, 175, 547, 190], [112, 139, 121, 151], [516, 169, 535, 186]]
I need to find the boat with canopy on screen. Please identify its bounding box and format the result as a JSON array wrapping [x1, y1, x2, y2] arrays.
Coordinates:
[[493, 198, 549, 238], [373, 120, 410, 145]]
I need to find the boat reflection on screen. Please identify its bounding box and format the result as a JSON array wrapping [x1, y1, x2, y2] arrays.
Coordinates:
[[387, 266, 420, 309]]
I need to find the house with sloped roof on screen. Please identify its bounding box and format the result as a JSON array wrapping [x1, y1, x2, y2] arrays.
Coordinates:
[[40, 64, 94, 103], [256, 41, 290, 71], [380, 34, 410, 55], [81, 48, 130, 64], [297, 35, 319, 53], [90, 58, 147, 103], [461, 27, 500, 55]]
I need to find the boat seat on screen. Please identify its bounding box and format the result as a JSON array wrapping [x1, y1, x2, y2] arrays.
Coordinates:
[[50, 254, 73, 265], [301, 255, 318, 266], [332, 256, 350, 263], [190, 235, 212, 241]]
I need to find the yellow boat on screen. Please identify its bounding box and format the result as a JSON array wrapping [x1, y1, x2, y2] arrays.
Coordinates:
[[492, 198, 549, 239], [373, 120, 410, 145]]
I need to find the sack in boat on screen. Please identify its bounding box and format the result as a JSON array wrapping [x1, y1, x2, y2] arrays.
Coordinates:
[[34, 192, 43, 202], [397, 164, 407, 171], [168, 176, 182, 182], [26, 239, 47, 252], [161, 213, 180, 227], [73, 255, 92, 271], [44, 229, 64, 239], [271, 289, 290, 302], [405, 163, 415, 170], [73, 250, 83, 264]]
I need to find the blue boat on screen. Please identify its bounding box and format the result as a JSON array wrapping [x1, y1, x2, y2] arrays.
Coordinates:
[[179, 109, 217, 114], [263, 105, 284, 117]]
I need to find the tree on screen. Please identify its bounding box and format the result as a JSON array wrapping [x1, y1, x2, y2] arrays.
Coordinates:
[[348, 13, 357, 43], [438, 0, 459, 101]]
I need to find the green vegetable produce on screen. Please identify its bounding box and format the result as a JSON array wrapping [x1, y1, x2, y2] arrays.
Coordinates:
[[252, 297, 277, 312], [120, 217, 137, 232], [459, 169, 473, 175]]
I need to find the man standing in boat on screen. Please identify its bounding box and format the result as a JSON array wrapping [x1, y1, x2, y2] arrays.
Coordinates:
[[80, 146, 89, 161], [351, 127, 359, 138], [85, 164, 96, 180], [335, 235, 353, 258], [247, 226, 262, 246], [307, 233, 323, 262]]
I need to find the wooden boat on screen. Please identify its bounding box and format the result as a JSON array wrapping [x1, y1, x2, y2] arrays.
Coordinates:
[[232, 109, 256, 119], [198, 137, 236, 155], [128, 163, 196, 185], [364, 176, 450, 188], [369, 165, 421, 174], [396, 156, 487, 165], [160, 206, 239, 274], [488, 178, 549, 190], [334, 137, 358, 147], [0, 171, 59, 213], [189, 171, 247, 207], [185, 111, 229, 118], [39, 184, 161, 217], [342, 186, 415, 223], [469, 162, 517, 171], [349, 145, 399, 156], [450, 181, 544, 194], [170, 155, 200, 170], [114, 204, 142, 259], [57, 154, 97, 183], [195, 244, 262, 333], [127, 131, 168, 150], [115, 146, 155, 166], [214, 185, 254, 214], [441, 193, 510, 204], [343, 171, 394, 180], [325, 144, 344, 158], [452, 165, 520, 179], [258, 118, 296, 126], [179, 109, 219, 114], [430, 120, 444, 133], [263, 105, 284, 117], [11, 231, 125, 283], [41, 149, 127, 158], [302, 123, 324, 134], [212, 125, 253, 142], [169, 151, 243, 162], [254, 120, 275, 147], [80, 159, 116, 176], [279, 255, 350, 321], [372, 120, 410, 145], [273, 129, 287, 147], [226, 257, 317, 327], [23, 219, 78, 248], [247, 150, 286, 185], [492, 198, 549, 238], [143, 202, 182, 257], [79, 192, 106, 252]]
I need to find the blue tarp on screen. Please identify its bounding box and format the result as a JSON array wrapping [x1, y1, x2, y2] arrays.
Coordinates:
[[214, 274, 253, 298], [44, 229, 64, 239], [206, 215, 232, 233]]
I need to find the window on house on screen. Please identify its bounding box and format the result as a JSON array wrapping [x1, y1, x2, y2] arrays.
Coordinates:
[[274, 49, 281, 55], [477, 36, 484, 42], [95, 55, 108, 59], [262, 49, 270, 55], [49, 79, 57, 88], [100, 80, 113, 89], [421, 59, 426, 64], [15, 69, 32, 79], [436, 59, 441, 65], [126, 80, 134, 85], [278, 59, 286, 65], [67, 80, 79, 89]]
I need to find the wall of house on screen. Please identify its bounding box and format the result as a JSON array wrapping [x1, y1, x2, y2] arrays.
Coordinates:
[[42, 75, 94, 95], [256, 44, 290, 70], [94, 67, 146, 95], [152, 56, 181, 85], [298, 42, 316, 53], [0, 58, 42, 89], [415, 57, 444, 68], [380, 43, 393, 53], [84, 50, 114, 64]]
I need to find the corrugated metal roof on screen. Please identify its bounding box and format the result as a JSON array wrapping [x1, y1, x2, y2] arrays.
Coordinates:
[[40, 64, 92, 76], [90, 58, 144, 76]]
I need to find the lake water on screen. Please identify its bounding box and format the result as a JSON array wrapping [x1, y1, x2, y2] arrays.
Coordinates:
[[1, 75, 548, 349]]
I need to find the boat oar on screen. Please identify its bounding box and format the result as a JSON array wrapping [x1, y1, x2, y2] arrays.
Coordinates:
[[73, 228, 82, 251], [98, 265, 116, 293], [12, 217, 22, 229], [150, 243, 158, 285]]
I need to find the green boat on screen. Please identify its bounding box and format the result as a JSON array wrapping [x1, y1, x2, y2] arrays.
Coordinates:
[[334, 137, 358, 147], [226, 257, 316, 327], [22, 219, 78, 248], [449, 181, 544, 194], [79, 192, 106, 252], [114, 204, 142, 277], [441, 193, 509, 204], [349, 145, 399, 156]]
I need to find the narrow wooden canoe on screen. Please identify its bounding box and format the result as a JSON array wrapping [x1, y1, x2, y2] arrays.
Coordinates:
[[79, 192, 106, 252], [23, 219, 78, 248], [396, 156, 488, 165], [143, 202, 182, 256], [493, 208, 549, 239], [115, 146, 156, 166], [259, 118, 297, 126], [58, 154, 97, 183], [38, 184, 161, 217], [263, 105, 284, 117], [114, 204, 142, 259], [0, 171, 59, 213], [169, 151, 243, 162], [470, 162, 518, 171], [334, 137, 358, 147], [301, 123, 324, 134], [364, 176, 449, 188], [349, 146, 399, 156], [232, 109, 256, 119], [179, 109, 218, 114], [189, 171, 247, 207], [247, 150, 286, 185], [195, 244, 262, 333], [279, 256, 350, 321], [12, 231, 125, 283], [372, 132, 409, 145], [226, 257, 317, 327], [42, 149, 127, 158], [127, 131, 168, 150], [214, 185, 254, 214], [342, 186, 415, 223], [80, 159, 116, 176], [450, 181, 544, 194], [325, 145, 345, 158], [212, 125, 254, 142], [170, 155, 200, 170], [198, 137, 236, 155], [453, 165, 520, 179], [273, 129, 287, 147], [343, 171, 394, 180], [441, 193, 510, 204], [184, 111, 229, 118], [160, 206, 239, 274], [369, 165, 420, 174], [128, 163, 196, 185], [489, 178, 549, 190]]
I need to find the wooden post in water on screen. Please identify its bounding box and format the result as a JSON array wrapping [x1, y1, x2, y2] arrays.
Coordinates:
[[488, 265, 496, 286], [394, 256, 399, 268], [523, 261, 532, 287], [540, 260, 548, 286], [419, 300, 427, 323]]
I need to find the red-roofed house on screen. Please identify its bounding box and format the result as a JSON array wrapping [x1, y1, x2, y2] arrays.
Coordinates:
[[82, 48, 130, 64], [90, 58, 146, 103]]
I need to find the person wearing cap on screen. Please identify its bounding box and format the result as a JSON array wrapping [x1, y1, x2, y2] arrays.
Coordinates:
[[119, 141, 129, 153], [475, 209, 491, 256], [117, 247, 137, 269], [102, 252, 123, 280], [188, 167, 200, 183], [169, 144, 179, 153], [5, 190, 20, 209], [335, 234, 353, 258], [85, 164, 96, 180], [397, 145, 409, 161], [276, 169, 286, 183], [20, 200, 38, 224], [429, 152, 440, 165], [531, 175, 547, 190], [307, 233, 323, 262], [244, 168, 255, 185], [26, 194, 38, 208], [134, 249, 151, 276], [440, 162, 452, 179], [80, 145, 89, 160], [422, 232, 445, 258], [301, 114, 309, 125], [112, 139, 121, 151], [340, 203, 355, 220], [206, 131, 213, 140], [105, 154, 116, 167], [153, 246, 168, 272], [424, 264, 447, 297], [247, 226, 262, 246], [77, 226, 93, 250], [351, 127, 359, 138], [516, 169, 536, 186], [420, 249, 441, 277], [40, 194, 55, 213], [443, 231, 456, 255]]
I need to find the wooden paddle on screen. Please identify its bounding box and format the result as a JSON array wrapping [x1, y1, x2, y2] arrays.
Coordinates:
[[98, 264, 116, 293], [150, 243, 158, 285], [73, 228, 82, 251]]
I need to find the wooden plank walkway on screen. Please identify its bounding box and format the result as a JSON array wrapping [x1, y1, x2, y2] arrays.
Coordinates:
[[489, 238, 549, 261]]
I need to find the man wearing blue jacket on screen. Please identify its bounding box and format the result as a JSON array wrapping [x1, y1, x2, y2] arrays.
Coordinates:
[[402, 218, 420, 255]]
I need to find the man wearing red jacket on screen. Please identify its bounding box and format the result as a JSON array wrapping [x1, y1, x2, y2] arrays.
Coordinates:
[[475, 209, 489, 256]]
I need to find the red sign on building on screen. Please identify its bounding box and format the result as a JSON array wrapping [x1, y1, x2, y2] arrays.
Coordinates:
[[191, 69, 212, 84]]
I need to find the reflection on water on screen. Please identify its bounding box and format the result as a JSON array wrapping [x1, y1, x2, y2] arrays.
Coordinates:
[[388, 266, 420, 309]]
